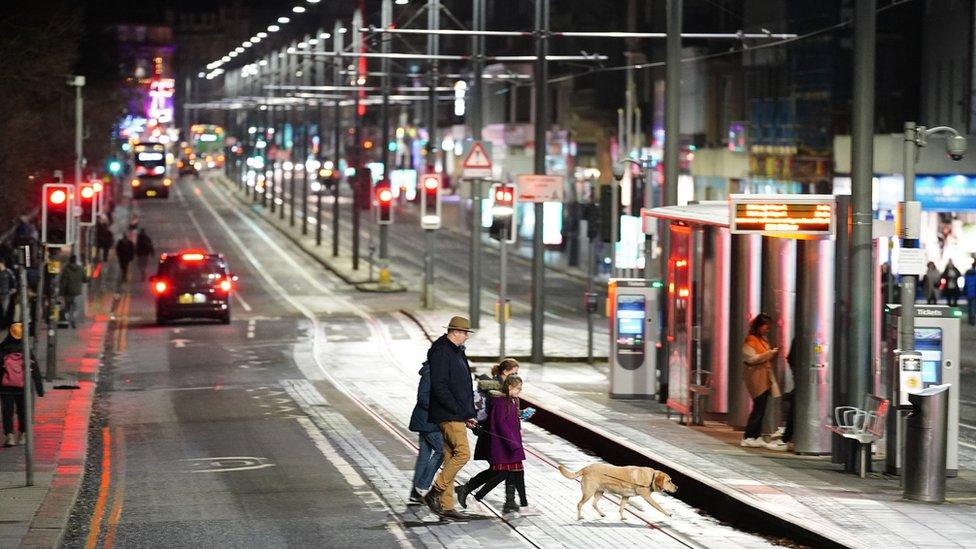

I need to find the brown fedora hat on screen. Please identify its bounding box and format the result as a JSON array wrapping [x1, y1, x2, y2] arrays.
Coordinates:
[[444, 316, 474, 333]]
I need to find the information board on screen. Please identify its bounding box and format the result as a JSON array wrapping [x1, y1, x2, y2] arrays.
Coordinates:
[[729, 194, 835, 237]]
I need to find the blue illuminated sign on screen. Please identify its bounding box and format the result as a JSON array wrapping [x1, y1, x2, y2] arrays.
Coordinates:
[[915, 175, 976, 212]]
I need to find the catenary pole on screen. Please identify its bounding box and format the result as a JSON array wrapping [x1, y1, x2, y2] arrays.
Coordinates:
[[380, 0, 392, 264], [468, 0, 485, 328], [530, 0, 549, 363], [660, 0, 682, 399], [847, 0, 875, 423], [332, 22, 344, 257]]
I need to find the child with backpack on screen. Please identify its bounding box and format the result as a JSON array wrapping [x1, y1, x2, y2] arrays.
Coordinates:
[[487, 375, 529, 514], [0, 323, 44, 447], [456, 358, 519, 508]]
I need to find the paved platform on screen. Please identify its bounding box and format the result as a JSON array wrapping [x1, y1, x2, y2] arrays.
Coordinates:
[[511, 361, 976, 549], [0, 303, 108, 548]]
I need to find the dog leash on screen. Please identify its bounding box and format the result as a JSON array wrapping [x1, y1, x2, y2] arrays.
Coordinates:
[[472, 425, 655, 489]]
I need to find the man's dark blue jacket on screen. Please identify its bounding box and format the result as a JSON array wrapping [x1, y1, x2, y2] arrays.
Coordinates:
[[427, 334, 476, 424]]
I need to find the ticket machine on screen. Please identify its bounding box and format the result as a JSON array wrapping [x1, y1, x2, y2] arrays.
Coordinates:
[[608, 278, 659, 398], [884, 304, 961, 476]]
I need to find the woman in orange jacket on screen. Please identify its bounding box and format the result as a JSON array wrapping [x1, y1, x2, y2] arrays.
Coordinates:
[[741, 313, 787, 451]]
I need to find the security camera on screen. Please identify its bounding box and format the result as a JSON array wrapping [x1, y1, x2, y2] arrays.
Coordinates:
[[612, 163, 625, 181], [946, 134, 967, 161]]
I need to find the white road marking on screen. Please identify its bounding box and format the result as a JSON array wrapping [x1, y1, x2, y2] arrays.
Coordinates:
[[959, 440, 976, 450], [195, 182, 416, 548]]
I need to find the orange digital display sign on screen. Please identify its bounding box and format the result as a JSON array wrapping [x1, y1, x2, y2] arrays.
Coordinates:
[[730, 195, 835, 237]]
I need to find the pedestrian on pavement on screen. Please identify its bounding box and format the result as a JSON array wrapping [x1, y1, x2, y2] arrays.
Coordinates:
[[59, 255, 88, 329], [923, 262, 941, 304], [0, 323, 44, 447], [780, 336, 799, 451], [740, 313, 787, 451], [964, 259, 976, 326], [95, 215, 114, 262], [407, 360, 445, 504], [941, 259, 962, 307], [423, 316, 477, 520], [0, 258, 16, 329], [455, 358, 520, 509], [486, 375, 528, 514], [115, 232, 135, 284], [135, 229, 155, 282]]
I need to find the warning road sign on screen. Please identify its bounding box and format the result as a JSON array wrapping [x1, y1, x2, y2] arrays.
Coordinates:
[[461, 141, 493, 179]]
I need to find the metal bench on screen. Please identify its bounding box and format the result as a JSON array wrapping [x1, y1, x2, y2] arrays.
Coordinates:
[[826, 394, 889, 478]]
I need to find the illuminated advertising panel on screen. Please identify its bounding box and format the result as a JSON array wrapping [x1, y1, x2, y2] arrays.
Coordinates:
[[729, 194, 835, 237]]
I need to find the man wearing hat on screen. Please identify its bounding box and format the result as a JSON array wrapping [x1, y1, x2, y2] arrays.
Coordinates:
[[423, 316, 477, 520]]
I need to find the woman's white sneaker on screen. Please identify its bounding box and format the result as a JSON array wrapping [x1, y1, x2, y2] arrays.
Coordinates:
[[763, 439, 789, 451], [740, 437, 763, 448]]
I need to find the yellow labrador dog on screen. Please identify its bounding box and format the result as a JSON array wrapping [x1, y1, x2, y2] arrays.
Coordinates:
[[559, 463, 677, 521]]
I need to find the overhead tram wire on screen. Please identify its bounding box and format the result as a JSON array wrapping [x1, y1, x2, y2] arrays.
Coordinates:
[[542, 0, 919, 86]]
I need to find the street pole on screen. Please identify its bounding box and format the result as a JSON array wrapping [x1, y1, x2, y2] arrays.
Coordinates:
[[847, 0, 875, 422], [45, 252, 59, 380], [425, 229, 435, 309], [530, 0, 549, 364], [379, 0, 392, 280], [468, 0, 485, 329], [900, 122, 919, 356], [352, 9, 364, 271], [499, 236, 508, 361], [424, 0, 440, 307], [587, 226, 595, 364], [73, 77, 84, 260], [661, 0, 682, 401], [18, 247, 34, 486], [332, 22, 344, 257]]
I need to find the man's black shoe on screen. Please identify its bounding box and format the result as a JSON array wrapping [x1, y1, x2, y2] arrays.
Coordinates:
[[455, 484, 469, 509], [408, 488, 424, 505], [424, 487, 444, 514], [440, 509, 469, 521]]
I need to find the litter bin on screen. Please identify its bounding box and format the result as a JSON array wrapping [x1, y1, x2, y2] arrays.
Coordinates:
[[903, 384, 951, 503]]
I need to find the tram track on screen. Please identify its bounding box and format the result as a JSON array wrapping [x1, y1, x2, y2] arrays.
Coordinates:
[[198, 177, 704, 549]]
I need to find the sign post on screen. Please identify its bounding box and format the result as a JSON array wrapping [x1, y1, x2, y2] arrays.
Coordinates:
[[460, 141, 492, 328]]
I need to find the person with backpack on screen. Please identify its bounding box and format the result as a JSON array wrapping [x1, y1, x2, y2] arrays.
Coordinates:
[[0, 323, 44, 447], [135, 229, 156, 282], [964, 258, 976, 326], [487, 375, 528, 514], [60, 255, 88, 329], [95, 215, 114, 262], [115, 232, 135, 284], [455, 358, 520, 508], [407, 361, 444, 504]]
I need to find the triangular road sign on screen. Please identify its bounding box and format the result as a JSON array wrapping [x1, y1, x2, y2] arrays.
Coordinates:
[[463, 141, 492, 169]]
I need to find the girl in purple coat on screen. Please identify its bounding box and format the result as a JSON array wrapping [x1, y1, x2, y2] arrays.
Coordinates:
[[488, 375, 527, 514]]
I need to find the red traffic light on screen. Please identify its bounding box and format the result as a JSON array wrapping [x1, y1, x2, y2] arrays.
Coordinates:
[[49, 189, 67, 205], [80, 185, 95, 199], [378, 188, 393, 203], [422, 175, 440, 191]]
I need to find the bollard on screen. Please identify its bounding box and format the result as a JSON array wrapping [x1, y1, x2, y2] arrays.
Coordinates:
[[903, 384, 950, 503]]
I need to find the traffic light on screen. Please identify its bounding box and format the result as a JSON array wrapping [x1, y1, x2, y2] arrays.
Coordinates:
[[42, 183, 75, 246], [420, 173, 442, 229], [376, 180, 394, 225], [108, 159, 123, 175], [78, 183, 97, 226], [489, 183, 517, 243]]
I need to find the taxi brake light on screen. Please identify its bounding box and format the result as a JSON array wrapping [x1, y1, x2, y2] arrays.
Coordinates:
[[181, 253, 205, 261], [131, 179, 141, 187], [153, 280, 168, 295], [219, 279, 232, 292]]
